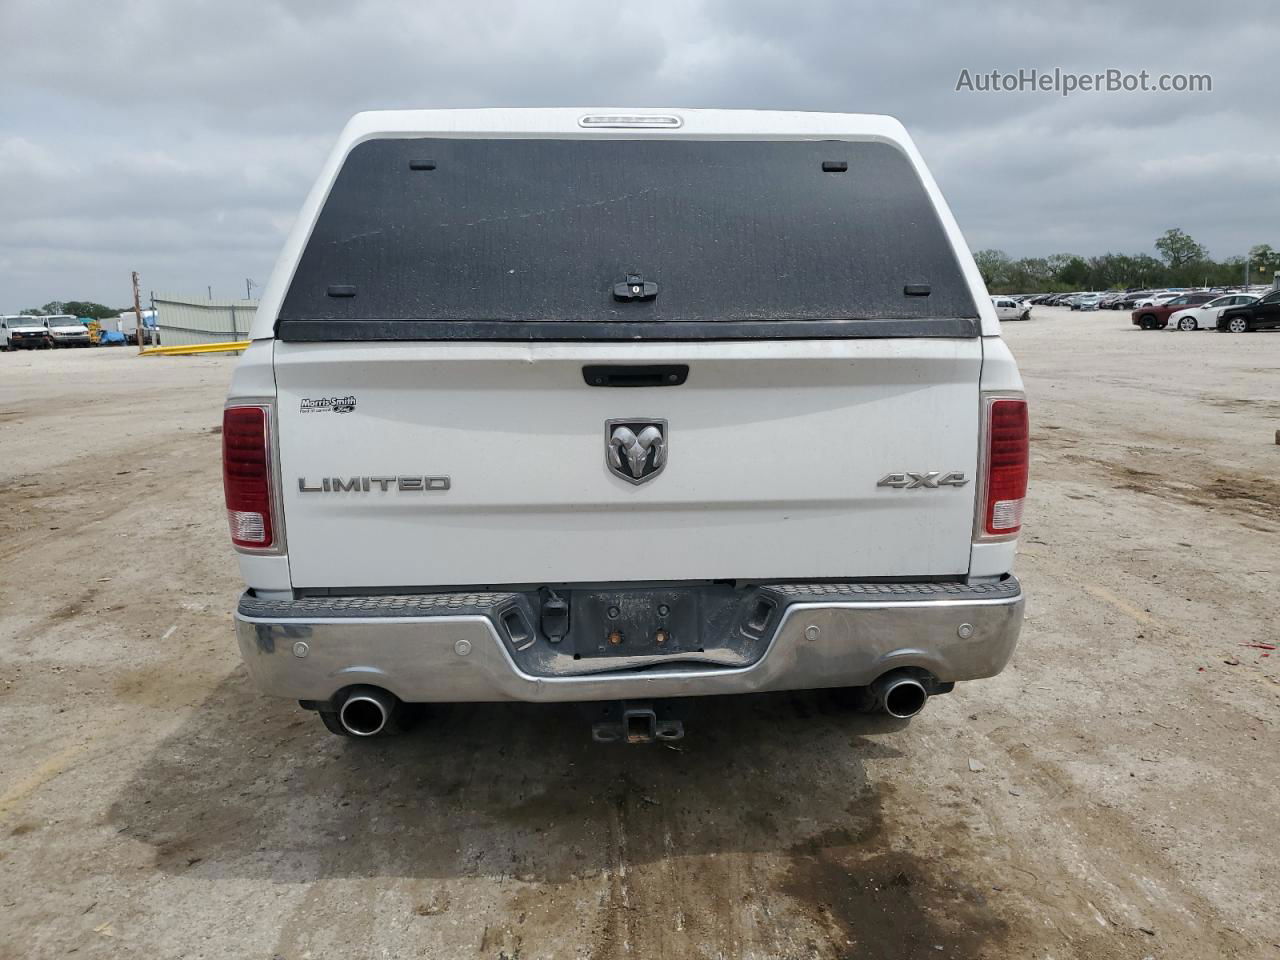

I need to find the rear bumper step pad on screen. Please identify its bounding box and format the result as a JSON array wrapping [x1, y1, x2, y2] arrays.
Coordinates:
[[235, 578, 1023, 704]]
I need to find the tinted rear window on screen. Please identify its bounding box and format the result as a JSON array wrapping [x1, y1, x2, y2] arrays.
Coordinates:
[[279, 137, 977, 335]]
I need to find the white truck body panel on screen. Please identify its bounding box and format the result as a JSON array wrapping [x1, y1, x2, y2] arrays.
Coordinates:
[[116, 310, 157, 335], [274, 337, 982, 588]]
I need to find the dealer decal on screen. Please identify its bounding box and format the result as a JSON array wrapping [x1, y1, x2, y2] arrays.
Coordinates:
[[300, 396, 357, 414]]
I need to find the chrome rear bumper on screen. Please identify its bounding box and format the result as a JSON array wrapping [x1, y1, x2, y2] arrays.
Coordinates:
[[234, 579, 1024, 704]]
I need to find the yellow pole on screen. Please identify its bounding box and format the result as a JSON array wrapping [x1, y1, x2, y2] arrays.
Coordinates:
[[138, 341, 249, 357]]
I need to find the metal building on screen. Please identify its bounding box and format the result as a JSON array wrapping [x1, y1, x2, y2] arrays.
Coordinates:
[[152, 294, 259, 346]]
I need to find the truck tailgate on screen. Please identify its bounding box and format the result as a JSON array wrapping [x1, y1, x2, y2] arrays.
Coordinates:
[[274, 338, 980, 588]]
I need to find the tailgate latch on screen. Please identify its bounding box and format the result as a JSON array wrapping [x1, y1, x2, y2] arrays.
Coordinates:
[[613, 273, 659, 302]]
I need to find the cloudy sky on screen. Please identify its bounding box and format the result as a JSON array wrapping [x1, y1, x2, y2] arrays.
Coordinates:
[[1, 0, 1276, 312]]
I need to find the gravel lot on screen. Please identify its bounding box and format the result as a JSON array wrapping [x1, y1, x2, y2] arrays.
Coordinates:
[[1, 308, 1276, 960]]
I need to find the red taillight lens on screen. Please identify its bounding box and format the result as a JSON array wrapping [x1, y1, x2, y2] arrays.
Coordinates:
[[981, 397, 1029, 538], [222, 405, 275, 549]]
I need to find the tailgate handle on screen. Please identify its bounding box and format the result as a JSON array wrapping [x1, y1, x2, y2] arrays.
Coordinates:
[[583, 365, 688, 388]]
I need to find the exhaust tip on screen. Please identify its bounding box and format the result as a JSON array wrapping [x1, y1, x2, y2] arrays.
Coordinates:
[[873, 673, 930, 719], [883, 680, 928, 718], [338, 687, 395, 737]]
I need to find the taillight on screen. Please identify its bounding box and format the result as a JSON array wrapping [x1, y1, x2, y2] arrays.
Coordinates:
[[979, 396, 1029, 539], [222, 404, 275, 550]]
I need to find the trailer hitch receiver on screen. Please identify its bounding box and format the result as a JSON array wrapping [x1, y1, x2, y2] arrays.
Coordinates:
[[592, 700, 684, 744]]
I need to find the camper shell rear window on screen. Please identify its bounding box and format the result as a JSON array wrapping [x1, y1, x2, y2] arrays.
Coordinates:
[[277, 137, 979, 341]]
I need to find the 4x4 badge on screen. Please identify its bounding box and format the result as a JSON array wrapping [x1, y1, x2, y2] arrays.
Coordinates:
[[606, 419, 667, 485], [877, 471, 968, 489]]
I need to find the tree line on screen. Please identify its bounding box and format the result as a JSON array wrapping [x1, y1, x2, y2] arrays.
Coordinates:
[[16, 231, 1280, 310], [975, 229, 1279, 295], [18, 301, 128, 320]]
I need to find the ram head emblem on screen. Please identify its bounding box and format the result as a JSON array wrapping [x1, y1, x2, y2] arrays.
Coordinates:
[[606, 419, 668, 485]]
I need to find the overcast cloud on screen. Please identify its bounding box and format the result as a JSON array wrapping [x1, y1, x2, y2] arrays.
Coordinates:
[[1, 0, 1276, 311]]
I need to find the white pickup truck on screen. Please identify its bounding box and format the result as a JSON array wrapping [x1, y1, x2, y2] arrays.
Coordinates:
[[991, 297, 1031, 322], [226, 109, 1028, 741], [45, 314, 92, 348]]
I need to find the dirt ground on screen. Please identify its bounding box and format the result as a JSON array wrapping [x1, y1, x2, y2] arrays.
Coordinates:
[[1, 310, 1277, 960]]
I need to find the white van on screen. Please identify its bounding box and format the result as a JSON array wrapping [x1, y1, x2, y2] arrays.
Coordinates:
[[1, 315, 52, 350]]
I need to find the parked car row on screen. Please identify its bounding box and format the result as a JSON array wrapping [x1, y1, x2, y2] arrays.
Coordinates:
[[0, 313, 159, 350], [0, 314, 94, 349], [1030, 292, 1101, 308], [992, 287, 1279, 333], [998, 292, 1115, 310], [1182, 290, 1280, 333], [1130, 292, 1222, 329], [1132, 292, 1260, 330]]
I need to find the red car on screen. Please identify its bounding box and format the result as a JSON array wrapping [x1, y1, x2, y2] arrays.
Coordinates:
[[1131, 293, 1217, 330]]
